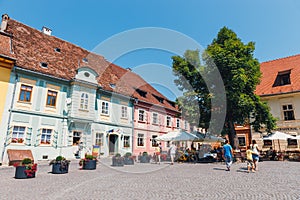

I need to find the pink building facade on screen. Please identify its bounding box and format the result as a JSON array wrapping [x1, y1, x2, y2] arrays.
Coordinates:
[[132, 98, 190, 156]]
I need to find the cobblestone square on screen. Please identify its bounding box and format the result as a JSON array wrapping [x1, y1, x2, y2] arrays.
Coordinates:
[[1, 159, 299, 200]]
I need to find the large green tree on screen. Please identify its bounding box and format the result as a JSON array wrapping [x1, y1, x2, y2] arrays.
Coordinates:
[[172, 27, 276, 148]]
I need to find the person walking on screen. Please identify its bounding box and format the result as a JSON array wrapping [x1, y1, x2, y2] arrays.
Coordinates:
[[246, 146, 255, 173], [169, 142, 177, 165], [250, 140, 260, 171], [222, 139, 233, 171], [155, 143, 162, 164]]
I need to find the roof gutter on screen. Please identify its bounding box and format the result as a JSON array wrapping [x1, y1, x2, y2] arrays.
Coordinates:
[[14, 66, 70, 83], [259, 90, 300, 98]]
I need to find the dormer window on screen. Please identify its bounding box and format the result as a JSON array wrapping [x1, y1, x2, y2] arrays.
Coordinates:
[[110, 83, 116, 89], [153, 94, 164, 103], [82, 58, 88, 63], [273, 70, 291, 87], [136, 88, 147, 97], [54, 47, 61, 53], [40, 62, 48, 68], [167, 100, 175, 107]]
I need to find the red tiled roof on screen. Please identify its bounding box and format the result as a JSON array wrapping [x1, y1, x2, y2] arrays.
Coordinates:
[[5, 18, 178, 111], [256, 54, 300, 96]]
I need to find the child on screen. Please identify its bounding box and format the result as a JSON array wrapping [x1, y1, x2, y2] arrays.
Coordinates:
[[246, 146, 255, 173]]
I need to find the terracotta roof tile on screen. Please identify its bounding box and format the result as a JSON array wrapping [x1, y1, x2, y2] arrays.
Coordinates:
[[256, 54, 300, 96], [5, 18, 178, 111]]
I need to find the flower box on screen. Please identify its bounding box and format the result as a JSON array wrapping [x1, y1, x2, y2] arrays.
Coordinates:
[[52, 163, 69, 174], [124, 157, 134, 165], [79, 154, 97, 170], [123, 152, 134, 165], [82, 160, 97, 170], [14, 158, 37, 179], [49, 156, 70, 174], [112, 153, 124, 167], [139, 152, 150, 163]]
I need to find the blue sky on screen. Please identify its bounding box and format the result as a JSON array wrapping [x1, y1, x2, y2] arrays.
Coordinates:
[[1, 0, 300, 100]]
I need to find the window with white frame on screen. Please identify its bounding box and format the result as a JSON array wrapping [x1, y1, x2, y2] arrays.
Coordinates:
[[73, 131, 82, 145], [137, 133, 144, 146], [152, 135, 158, 147], [176, 119, 180, 128], [282, 104, 295, 121], [184, 120, 188, 130], [138, 109, 145, 122], [19, 84, 33, 102], [46, 90, 57, 107], [101, 101, 109, 115], [152, 113, 158, 124], [121, 106, 128, 119], [12, 126, 26, 143], [95, 133, 103, 146], [123, 136, 130, 148], [287, 138, 297, 146], [80, 93, 89, 110], [166, 116, 172, 127], [41, 128, 52, 145]]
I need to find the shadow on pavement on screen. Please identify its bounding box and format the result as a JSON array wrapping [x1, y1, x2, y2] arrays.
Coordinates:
[[213, 167, 227, 171]]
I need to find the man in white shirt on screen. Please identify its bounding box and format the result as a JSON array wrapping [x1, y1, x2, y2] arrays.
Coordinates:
[[169, 142, 177, 165]]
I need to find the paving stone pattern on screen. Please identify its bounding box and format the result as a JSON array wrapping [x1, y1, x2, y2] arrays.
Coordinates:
[[1, 159, 299, 200]]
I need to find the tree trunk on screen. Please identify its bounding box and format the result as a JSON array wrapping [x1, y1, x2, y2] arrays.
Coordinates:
[[228, 120, 238, 149]]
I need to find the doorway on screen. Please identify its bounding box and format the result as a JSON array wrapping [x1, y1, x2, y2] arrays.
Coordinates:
[[109, 134, 118, 155]]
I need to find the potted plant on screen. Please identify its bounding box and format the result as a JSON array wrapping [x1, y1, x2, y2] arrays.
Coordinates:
[[79, 154, 97, 170], [112, 153, 124, 166], [123, 152, 134, 165], [140, 152, 150, 163], [14, 158, 37, 179], [49, 156, 70, 174]]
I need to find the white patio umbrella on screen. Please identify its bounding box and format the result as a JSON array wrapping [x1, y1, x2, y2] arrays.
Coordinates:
[[192, 131, 225, 143], [263, 131, 297, 151], [155, 130, 198, 142]]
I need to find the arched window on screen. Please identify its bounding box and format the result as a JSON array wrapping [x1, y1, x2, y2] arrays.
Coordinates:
[[80, 93, 88, 110]]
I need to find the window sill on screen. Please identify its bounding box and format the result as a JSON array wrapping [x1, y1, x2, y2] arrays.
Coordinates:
[[10, 143, 25, 145], [17, 101, 32, 105], [287, 145, 298, 148], [79, 109, 89, 112], [283, 120, 295, 122], [40, 143, 51, 146], [46, 105, 56, 109], [263, 145, 272, 148]]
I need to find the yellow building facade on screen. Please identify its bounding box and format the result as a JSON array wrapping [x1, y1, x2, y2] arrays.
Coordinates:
[[0, 57, 14, 125]]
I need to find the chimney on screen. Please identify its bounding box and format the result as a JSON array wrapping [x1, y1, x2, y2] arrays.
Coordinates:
[[42, 26, 52, 36], [1, 14, 9, 32]]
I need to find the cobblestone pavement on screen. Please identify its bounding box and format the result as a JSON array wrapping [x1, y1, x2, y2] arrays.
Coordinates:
[[1, 159, 300, 200]]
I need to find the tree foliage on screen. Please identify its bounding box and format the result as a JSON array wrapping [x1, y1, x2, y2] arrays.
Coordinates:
[[172, 27, 276, 148]]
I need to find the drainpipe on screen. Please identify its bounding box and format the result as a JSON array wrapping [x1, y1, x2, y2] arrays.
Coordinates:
[[132, 98, 137, 156], [1, 67, 18, 165]]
